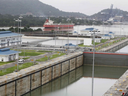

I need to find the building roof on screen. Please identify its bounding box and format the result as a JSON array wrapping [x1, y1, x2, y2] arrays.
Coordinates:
[[0, 48, 20, 56], [103, 34, 111, 37], [0, 48, 10, 52], [74, 31, 78, 33], [0, 31, 22, 38], [81, 28, 98, 31], [109, 32, 114, 34], [65, 43, 76, 46]]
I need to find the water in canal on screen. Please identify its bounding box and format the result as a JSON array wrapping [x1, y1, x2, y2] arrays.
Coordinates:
[[21, 25, 128, 96], [23, 65, 127, 96]]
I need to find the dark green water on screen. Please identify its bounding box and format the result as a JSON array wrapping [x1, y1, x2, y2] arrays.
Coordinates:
[[23, 65, 127, 96]]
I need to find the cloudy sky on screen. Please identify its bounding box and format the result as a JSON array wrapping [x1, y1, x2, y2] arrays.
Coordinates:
[[39, 0, 128, 15]]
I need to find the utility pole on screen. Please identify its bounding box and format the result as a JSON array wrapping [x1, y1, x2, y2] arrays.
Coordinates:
[[92, 21, 95, 96]]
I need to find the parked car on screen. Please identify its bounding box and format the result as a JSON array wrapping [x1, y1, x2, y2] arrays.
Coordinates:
[[18, 59, 24, 64]]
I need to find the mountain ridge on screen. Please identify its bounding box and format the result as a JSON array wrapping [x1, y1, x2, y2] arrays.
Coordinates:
[[0, 0, 86, 17]]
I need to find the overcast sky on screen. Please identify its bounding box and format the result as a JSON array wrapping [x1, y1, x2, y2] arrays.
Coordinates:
[[39, 0, 128, 16]]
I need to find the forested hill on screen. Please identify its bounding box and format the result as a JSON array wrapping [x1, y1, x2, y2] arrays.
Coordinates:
[[0, 0, 86, 17], [90, 8, 128, 21]]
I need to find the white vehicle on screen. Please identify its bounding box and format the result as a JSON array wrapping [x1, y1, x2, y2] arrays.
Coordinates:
[[18, 59, 24, 64]]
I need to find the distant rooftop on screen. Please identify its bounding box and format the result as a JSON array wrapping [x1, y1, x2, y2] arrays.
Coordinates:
[[74, 31, 78, 33], [0, 31, 22, 38], [104, 34, 111, 37], [109, 32, 114, 34], [0, 48, 20, 56], [0, 48, 10, 52], [81, 28, 98, 31]]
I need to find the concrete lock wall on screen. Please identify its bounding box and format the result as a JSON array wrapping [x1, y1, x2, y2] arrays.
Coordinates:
[[0, 81, 15, 96], [0, 52, 83, 96], [16, 76, 30, 96], [84, 52, 128, 66]]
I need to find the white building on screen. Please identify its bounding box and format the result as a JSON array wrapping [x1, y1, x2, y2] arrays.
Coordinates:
[[102, 34, 111, 39], [0, 48, 20, 62], [0, 31, 22, 48], [94, 38, 101, 43], [73, 31, 78, 35], [80, 28, 100, 36], [84, 38, 92, 46], [108, 32, 115, 38], [0, 31, 22, 62]]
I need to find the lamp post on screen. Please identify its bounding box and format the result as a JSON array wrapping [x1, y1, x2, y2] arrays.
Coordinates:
[[62, 19, 64, 47], [15, 16, 22, 71], [77, 22, 79, 46], [14, 18, 16, 33], [67, 18, 70, 48], [92, 21, 95, 96], [15, 19, 21, 45], [15, 19, 21, 71], [103, 21, 104, 35], [55, 25, 56, 46]]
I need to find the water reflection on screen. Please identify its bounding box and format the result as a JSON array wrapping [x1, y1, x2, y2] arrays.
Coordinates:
[[24, 66, 83, 96], [84, 65, 127, 79], [23, 65, 127, 96]]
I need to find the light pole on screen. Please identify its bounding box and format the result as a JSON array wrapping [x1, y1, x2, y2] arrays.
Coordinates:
[[15, 16, 22, 71], [15, 19, 21, 71], [92, 21, 95, 96], [62, 19, 64, 47], [15, 19, 21, 45], [55, 24, 56, 46], [102, 21, 104, 34], [77, 22, 79, 46], [67, 18, 70, 48], [14, 18, 16, 33], [19, 16, 23, 45]]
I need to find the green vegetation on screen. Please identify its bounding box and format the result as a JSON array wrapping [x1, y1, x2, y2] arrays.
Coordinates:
[[22, 57, 30, 60], [0, 62, 35, 76], [37, 50, 53, 53], [78, 37, 127, 51], [17, 50, 45, 56], [19, 52, 43, 56], [78, 39, 109, 47], [0, 51, 66, 76], [78, 44, 91, 47], [96, 37, 127, 51], [101, 39, 108, 43], [0, 61, 15, 66], [36, 53, 65, 62], [0, 14, 102, 29]]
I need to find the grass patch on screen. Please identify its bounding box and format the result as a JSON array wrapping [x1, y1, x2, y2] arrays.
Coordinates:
[[78, 39, 108, 47], [0, 61, 15, 66], [0, 62, 35, 76], [19, 50, 45, 56], [96, 37, 128, 51], [36, 53, 66, 62], [13, 49, 45, 56], [101, 39, 108, 43], [78, 44, 92, 47], [37, 50, 53, 53], [22, 57, 30, 60]]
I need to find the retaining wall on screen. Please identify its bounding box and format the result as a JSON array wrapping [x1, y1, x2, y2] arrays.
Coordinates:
[[84, 52, 128, 66], [100, 39, 128, 52], [0, 52, 83, 96]]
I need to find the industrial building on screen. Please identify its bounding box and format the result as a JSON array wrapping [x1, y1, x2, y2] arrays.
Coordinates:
[[0, 31, 22, 48], [0, 31, 22, 62]]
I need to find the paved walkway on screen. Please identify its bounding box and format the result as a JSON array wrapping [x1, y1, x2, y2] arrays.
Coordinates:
[[103, 70, 128, 96]]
